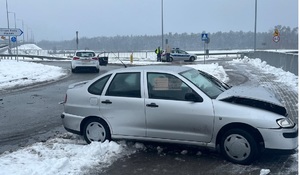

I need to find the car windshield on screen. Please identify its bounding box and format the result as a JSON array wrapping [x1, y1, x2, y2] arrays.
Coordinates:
[[180, 69, 228, 99], [76, 52, 95, 57]]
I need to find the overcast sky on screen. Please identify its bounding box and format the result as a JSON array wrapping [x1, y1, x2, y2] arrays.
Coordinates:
[[0, 0, 298, 41]]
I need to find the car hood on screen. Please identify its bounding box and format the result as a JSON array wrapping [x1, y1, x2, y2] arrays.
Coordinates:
[[217, 85, 287, 116]]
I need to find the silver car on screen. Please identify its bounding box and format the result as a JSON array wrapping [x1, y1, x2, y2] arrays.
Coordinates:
[[61, 65, 297, 164]]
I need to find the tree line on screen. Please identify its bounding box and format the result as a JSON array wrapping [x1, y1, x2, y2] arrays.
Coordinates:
[[37, 25, 298, 52]]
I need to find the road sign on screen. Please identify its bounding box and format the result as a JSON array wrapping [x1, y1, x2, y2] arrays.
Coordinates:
[[205, 37, 210, 44], [11, 36, 17, 42], [273, 36, 280, 43], [273, 29, 280, 36], [201, 33, 208, 41], [0, 28, 23, 36]]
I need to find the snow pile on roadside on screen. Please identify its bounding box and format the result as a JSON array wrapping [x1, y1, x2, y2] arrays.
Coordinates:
[[0, 134, 151, 175], [233, 58, 298, 92], [260, 169, 271, 175], [0, 135, 133, 175], [185, 63, 229, 83], [17, 44, 42, 50], [0, 60, 67, 90]]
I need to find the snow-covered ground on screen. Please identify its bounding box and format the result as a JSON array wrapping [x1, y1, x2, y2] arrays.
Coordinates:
[[0, 44, 298, 175], [0, 60, 67, 90]]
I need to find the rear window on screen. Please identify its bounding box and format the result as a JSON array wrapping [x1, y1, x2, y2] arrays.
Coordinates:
[[88, 74, 112, 95], [76, 52, 95, 57]]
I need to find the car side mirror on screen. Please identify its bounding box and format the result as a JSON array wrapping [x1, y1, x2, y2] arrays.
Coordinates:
[[185, 92, 203, 102]]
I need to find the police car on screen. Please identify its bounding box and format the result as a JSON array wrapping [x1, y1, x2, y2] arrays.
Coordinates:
[[162, 48, 197, 62]]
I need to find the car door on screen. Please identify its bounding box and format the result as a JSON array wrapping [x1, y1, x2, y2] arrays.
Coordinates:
[[145, 72, 214, 142], [178, 49, 189, 61], [99, 72, 146, 137], [171, 49, 180, 61]]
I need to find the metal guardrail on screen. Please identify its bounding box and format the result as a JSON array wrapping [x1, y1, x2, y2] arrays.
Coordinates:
[[195, 52, 244, 57], [0, 51, 244, 61], [0, 51, 297, 76], [0, 54, 68, 60]]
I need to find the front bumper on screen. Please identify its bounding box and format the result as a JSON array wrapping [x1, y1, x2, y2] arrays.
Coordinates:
[[258, 125, 298, 150]]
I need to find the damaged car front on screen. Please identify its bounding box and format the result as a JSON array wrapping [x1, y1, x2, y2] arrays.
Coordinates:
[[213, 85, 298, 162], [181, 68, 297, 164]]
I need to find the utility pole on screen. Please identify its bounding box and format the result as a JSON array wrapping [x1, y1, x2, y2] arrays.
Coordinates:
[[76, 31, 79, 50], [161, 0, 164, 50], [254, 0, 257, 51], [6, 0, 11, 54]]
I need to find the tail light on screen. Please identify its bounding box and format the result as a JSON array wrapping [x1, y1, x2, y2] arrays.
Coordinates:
[[92, 57, 98, 60], [63, 94, 67, 103], [59, 94, 67, 105], [73, 57, 80, 60]]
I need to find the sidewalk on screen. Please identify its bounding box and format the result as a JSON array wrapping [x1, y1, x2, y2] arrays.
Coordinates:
[[221, 61, 298, 123]]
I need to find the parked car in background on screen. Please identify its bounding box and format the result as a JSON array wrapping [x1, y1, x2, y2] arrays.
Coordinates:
[[61, 65, 297, 165], [71, 50, 99, 73], [162, 48, 197, 62]]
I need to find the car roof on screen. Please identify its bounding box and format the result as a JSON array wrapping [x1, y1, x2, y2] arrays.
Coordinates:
[[113, 65, 194, 74], [75, 50, 95, 53]]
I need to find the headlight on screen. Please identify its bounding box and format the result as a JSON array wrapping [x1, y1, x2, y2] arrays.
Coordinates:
[[277, 118, 295, 128]]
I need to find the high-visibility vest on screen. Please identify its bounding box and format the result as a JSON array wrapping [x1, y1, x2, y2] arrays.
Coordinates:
[[155, 48, 161, 54]]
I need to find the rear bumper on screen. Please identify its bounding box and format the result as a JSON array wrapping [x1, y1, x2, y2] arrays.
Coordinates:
[[61, 113, 84, 135], [258, 125, 298, 150], [71, 60, 99, 69]]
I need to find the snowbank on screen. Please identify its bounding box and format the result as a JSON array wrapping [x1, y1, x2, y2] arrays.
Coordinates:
[[0, 60, 67, 90]]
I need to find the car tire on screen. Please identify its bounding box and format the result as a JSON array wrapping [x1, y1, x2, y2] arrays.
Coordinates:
[[189, 56, 195, 62], [95, 68, 100, 73], [83, 118, 111, 144], [220, 129, 258, 165], [71, 68, 76, 73], [169, 57, 173, 62]]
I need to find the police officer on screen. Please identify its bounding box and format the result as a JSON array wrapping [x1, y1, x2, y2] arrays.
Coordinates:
[[155, 46, 162, 62]]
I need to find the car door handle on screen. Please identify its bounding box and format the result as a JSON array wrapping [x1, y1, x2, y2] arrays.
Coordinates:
[[101, 100, 112, 104], [146, 103, 159, 108]]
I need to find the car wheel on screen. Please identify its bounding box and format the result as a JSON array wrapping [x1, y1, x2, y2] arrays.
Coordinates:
[[189, 56, 195, 62], [71, 68, 76, 73], [83, 118, 111, 144], [220, 129, 258, 165], [95, 68, 100, 73], [169, 57, 173, 62]]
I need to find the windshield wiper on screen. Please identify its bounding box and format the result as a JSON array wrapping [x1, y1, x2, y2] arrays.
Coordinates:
[[198, 70, 231, 90]]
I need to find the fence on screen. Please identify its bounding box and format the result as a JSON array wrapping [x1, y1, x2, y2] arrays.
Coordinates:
[[0, 50, 298, 76], [245, 51, 298, 75]]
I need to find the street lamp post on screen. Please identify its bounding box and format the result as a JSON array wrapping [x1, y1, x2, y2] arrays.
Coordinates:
[[161, 0, 164, 50], [6, 0, 11, 54], [26, 26, 30, 43], [8, 12, 17, 59], [17, 19, 25, 43], [8, 12, 16, 28], [254, 0, 257, 51]]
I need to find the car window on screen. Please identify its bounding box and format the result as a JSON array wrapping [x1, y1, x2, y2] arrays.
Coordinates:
[[178, 50, 186, 54], [147, 73, 198, 101], [180, 69, 226, 99], [106, 72, 141, 98], [88, 74, 111, 95], [76, 52, 95, 57]]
